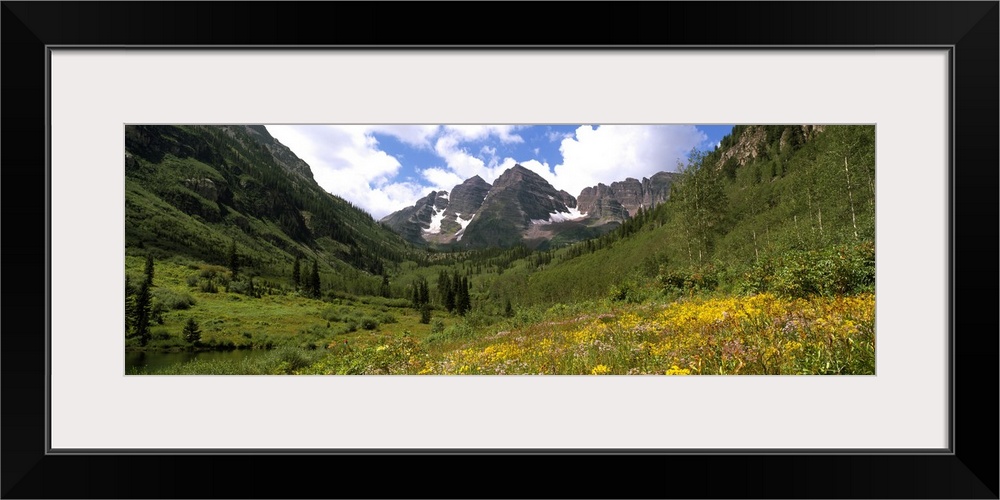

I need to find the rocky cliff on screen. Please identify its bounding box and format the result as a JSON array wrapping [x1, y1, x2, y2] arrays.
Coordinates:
[[577, 171, 679, 221]]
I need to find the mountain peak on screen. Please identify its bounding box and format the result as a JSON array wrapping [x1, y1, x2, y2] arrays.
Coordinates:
[[382, 165, 678, 248], [462, 175, 491, 187], [495, 164, 545, 189]]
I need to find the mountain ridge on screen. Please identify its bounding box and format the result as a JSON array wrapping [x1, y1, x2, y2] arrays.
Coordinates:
[[381, 164, 679, 248], [125, 124, 416, 296]]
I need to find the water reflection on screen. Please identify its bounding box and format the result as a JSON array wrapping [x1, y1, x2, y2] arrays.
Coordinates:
[[125, 349, 270, 374]]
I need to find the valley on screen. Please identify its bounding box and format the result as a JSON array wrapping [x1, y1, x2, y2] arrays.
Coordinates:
[[125, 124, 876, 375]]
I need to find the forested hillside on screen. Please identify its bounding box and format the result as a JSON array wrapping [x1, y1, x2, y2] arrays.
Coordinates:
[[125, 125, 417, 295]]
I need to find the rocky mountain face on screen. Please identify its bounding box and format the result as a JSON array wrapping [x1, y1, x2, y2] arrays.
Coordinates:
[[577, 171, 679, 221], [714, 125, 826, 171], [438, 175, 492, 239], [459, 165, 584, 248], [379, 190, 451, 243], [241, 125, 315, 181], [382, 164, 679, 248]]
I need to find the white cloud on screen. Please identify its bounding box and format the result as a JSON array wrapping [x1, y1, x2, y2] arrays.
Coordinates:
[[368, 125, 439, 149], [444, 125, 524, 143], [551, 125, 706, 197], [421, 167, 465, 193], [430, 128, 521, 184], [479, 145, 500, 168], [268, 125, 536, 220], [266, 124, 708, 220], [267, 125, 418, 219]]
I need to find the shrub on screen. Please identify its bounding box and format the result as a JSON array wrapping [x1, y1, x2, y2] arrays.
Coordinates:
[[360, 317, 379, 330], [151, 302, 167, 324], [152, 288, 196, 310], [271, 347, 318, 374], [739, 242, 875, 298], [463, 308, 495, 329], [320, 306, 344, 323], [430, 319, 445, 334], [658, 264, 719, 294], [608, 275, 650, 304], [182, 317, 202, 344], [226, 278, 260, 297]]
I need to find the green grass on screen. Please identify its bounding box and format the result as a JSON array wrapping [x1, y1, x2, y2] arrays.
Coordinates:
[[127, 253, 463, 358]]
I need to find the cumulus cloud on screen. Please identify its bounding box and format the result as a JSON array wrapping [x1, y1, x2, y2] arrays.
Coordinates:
[[551, 125, 707, 197], [368, 125, 439, 149], [427, 127, 525, 186], [267, 125, 414, 219], [421, 167, 466, 193], [444, 125, 524, 143], [266, 124, 707, 221]]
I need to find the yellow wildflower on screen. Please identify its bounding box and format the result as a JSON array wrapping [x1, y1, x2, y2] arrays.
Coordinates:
[[590, 364, 611, 375]]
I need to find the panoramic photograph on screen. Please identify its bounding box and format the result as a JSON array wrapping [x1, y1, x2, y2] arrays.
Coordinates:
[[124, 124, 875, 375]]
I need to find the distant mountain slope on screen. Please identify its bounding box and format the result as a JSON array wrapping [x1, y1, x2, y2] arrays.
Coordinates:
[[577, 171, 680, 221], [381, 165, 681, 249], [125, 125, 415, 293]]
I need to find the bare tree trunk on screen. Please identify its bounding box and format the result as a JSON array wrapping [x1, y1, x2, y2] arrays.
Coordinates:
[[752, 229, 760, 263], [794, 214, 804, 247], [844, 156, 859, 240], [817, 205, 824, 241]]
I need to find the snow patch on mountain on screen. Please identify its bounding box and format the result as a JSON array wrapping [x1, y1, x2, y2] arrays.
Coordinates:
[[531, 207, 589, 225], [455, 213, 475, 241], [423, 207, 447, 234]]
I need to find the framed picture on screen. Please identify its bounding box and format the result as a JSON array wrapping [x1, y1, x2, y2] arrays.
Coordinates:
[[3, 2, 996, 498]]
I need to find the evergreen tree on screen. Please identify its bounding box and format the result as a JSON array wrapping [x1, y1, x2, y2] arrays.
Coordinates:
[[419, 279, 430, 306], [463, 277, 471, 313], [380, 274, 391, 298], [183, 317, 202, 344], [292, 256, 301, 288], [144, 253, 154, 286], [133, 279, 152, 347], [455, 276, 470, 316], [419, 303, 432, 324], [124, 275, 137, 337], [438, 271, 454, 311], [309, 259, 321, 298], [450, 270, 463, 313]]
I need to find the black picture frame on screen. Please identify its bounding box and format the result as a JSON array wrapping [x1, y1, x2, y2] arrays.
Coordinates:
[[3, 2, 996, 498]]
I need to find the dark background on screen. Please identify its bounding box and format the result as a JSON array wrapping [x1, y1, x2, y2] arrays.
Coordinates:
[[3, 2, 997, 498]]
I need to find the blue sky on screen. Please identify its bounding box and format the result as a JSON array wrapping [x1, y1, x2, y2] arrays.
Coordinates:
[[267, 125, 734, 220]]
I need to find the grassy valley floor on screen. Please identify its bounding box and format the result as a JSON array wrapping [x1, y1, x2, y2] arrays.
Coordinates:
[[128, 253, 874, 376]]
